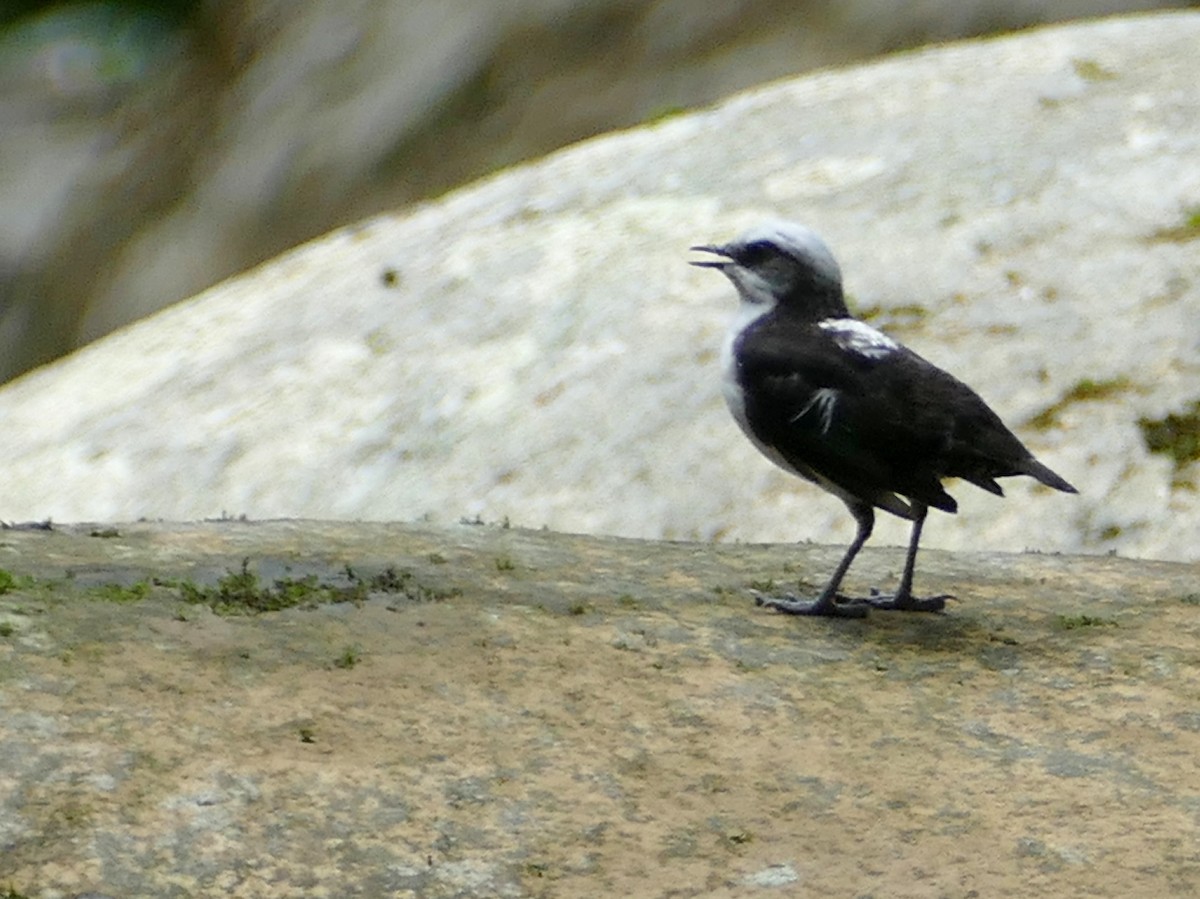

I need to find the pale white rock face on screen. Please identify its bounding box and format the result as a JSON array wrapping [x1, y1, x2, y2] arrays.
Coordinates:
[[1, 13, 1198, 562]]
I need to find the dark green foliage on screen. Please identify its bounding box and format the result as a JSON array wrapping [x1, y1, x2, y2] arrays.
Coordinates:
[[1, 1, 200, 30]]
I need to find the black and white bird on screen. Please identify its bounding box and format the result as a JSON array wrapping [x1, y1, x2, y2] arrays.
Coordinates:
[[691, 220, 1077, 618]]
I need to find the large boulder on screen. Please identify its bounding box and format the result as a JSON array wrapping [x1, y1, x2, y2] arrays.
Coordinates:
[[1, 0, 1188, 382], [1, 13, 1197, 560]]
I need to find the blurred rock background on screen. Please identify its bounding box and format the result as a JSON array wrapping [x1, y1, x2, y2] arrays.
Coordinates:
[[1, 0, 1196, 384]]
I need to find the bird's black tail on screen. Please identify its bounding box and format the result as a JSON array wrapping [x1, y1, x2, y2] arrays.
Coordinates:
[[1021, 457, 1078, 494]]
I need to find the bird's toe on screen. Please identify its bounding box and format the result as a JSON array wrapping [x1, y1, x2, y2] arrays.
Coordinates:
[[751, 590, 869, 618], [861, 591, 952, 612]]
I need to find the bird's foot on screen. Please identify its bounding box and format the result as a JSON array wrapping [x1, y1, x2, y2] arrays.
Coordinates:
[[752, 590, 869, 619], [858, 588, 952, 613]]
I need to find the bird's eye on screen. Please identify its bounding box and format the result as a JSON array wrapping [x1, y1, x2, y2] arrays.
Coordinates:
[[736, 241, 773, 266]]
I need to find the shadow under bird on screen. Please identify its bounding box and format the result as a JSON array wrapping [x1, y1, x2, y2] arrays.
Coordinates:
[[691, 220, 1077, 618]]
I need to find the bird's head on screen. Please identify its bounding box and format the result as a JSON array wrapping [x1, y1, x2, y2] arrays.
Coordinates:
[[690, 220, 846, 316]]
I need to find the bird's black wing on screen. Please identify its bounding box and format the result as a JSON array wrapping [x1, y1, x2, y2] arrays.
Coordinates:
[[733, 316, 1055, 516]]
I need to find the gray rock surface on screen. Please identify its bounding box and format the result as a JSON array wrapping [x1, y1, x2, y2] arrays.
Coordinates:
[[1, 1, 1194, 382], [1, 14, 1198, 560], [1, 520, 1199, 896]]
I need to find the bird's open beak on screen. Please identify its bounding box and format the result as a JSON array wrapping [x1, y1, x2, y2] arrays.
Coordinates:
[[688, 244, 730, 269]]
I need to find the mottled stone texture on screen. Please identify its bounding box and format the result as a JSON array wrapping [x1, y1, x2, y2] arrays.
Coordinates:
[[2, 520, 1199, 897]]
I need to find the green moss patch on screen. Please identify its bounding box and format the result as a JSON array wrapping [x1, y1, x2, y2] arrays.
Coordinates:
[[333, 644, 363, 669], [857, 303, 929, 330], [1071, 58, 1118, 82], [0, 569, 36, 595], [94, 581, 153, 604], [1026, 377, 1133, 430], [1139, 399, 1200, 471], [1148, 206, 1200, 243], [1053, 614, 1118, 631], [162, 559, 460, 615]]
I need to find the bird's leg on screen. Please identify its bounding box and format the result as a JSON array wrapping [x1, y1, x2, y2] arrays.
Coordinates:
[[860, 503, 951, 612], [754, 503, 873, 618]]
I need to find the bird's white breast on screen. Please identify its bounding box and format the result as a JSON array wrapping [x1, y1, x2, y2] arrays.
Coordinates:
[[719, 301, 863, 507], [719, 299, 817, 483], [720, 300, 772, 437]]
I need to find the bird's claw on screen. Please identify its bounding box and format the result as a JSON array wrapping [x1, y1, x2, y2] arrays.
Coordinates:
[[859, 590, 953, 612], [751, 590, 869, 619]]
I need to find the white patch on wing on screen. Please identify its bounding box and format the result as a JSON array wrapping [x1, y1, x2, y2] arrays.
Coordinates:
[[818, 318, 898, 359], [792, 387, 837, 435]]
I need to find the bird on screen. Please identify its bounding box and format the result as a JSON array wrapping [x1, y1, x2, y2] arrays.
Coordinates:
[[690, 220, 1077, 618]]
